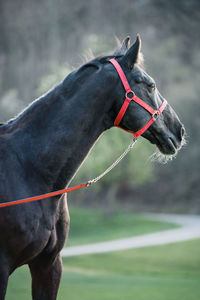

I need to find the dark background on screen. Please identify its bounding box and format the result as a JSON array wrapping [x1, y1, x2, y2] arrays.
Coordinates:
[[0, 0, 200, 213]]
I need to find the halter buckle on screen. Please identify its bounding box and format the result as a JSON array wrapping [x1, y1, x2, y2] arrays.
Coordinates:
[[125, 90, 135, 99], [152, 111, 159, 120]]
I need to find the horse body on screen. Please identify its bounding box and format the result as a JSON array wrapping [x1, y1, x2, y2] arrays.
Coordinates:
[[0, 64, 112, 299], [0, 35, 185, 299]]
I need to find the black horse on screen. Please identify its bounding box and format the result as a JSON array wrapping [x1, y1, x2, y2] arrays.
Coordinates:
[[0, 35, 185, 299]]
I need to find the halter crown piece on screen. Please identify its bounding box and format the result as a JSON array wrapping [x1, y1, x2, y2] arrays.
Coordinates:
[[0, 58, 168, 208], [109, 58, 167, 139]]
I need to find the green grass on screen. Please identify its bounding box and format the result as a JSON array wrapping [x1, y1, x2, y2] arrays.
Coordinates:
[[6, 209, 199, 300], [7, 239, 200, 300], [67, 208, 178, 246]]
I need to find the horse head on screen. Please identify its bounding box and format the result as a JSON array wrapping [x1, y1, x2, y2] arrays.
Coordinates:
[[103, 35, 185, 160]]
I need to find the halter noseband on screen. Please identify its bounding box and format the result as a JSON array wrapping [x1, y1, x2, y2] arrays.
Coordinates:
[[109, 58, 167, 139]]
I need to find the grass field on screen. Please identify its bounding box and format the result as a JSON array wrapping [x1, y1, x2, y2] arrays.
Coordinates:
[[61, 239, 200, 300], [6, 209, 200, 300], [67, 208, 178, 246]]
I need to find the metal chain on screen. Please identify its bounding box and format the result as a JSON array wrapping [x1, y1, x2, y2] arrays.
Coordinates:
[[87, 138, 137, 186], [0, 138, 138, 208]]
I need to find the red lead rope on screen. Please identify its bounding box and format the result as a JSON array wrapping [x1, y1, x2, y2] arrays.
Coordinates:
[[0, 59, 167, 208], [0, 184, 89, 208]]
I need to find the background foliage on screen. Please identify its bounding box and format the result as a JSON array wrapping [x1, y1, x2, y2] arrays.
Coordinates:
[[0, 0, 200, 212]]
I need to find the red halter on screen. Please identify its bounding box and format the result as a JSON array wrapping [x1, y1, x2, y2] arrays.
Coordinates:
[[109, 58, 167, 139]]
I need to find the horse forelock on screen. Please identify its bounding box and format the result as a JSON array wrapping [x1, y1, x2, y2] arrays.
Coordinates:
[[136, 52, 145, 69], [82, 49, 145, 72]]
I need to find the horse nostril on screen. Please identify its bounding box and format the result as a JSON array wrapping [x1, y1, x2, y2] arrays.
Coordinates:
[[181, 126, 185, 138]]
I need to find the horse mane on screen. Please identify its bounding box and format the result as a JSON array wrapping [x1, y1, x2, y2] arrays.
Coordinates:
[[0, 45, 145, 132], [82, 37, 145, 68], [0, 84, 62, 133]]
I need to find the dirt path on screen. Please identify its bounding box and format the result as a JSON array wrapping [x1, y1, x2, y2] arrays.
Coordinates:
[[61, 214, 200, 257]]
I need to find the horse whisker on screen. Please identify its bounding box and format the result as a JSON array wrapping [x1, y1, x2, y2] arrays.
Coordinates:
[[149, 134, 187, 165]]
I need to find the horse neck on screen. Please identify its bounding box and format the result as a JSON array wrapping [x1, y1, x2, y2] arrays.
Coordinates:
[[9, 67, 114, 191]]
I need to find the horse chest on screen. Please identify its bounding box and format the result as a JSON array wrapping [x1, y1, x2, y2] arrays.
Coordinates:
[[0, 196, 70, 270]]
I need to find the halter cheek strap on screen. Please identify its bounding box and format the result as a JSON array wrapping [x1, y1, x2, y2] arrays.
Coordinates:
[[109, 58, 167, 139]]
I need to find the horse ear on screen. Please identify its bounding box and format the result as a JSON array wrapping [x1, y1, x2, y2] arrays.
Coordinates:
[[122, 34, 141, 69], [114, 36, 130, 56]]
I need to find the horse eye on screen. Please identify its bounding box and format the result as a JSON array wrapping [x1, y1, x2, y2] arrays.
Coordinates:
[[149, 83, 155, 90]]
